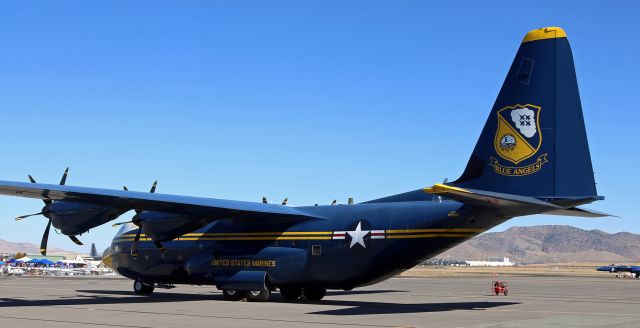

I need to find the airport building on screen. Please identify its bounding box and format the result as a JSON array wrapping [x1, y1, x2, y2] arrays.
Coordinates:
[[465, 257, 515, 267]]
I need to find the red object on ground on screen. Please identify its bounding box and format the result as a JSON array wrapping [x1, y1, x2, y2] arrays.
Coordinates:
[[491, 281, 508, 296]]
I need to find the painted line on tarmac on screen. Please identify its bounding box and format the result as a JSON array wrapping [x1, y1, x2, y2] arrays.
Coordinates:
[[57, 305, 409, 328], [487, 309, 640, 317], [0, 315, 153, 328]]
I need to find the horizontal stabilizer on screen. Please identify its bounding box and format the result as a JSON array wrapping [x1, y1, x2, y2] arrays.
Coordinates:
[[424, 183, 561, 212], [545, 207, 617, 218]]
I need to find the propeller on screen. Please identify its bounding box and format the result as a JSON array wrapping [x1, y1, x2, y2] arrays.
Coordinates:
[[281, 198, 288, 206], [16, 168, 83, 256], [331, 199, 337, 206], [348, 197, 354, 205], [116, 181, 164, 255], [262, 197, 268, 204]]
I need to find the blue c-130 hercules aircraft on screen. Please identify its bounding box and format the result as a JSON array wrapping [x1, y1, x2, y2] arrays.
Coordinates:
[[0, 27, 609, 302]]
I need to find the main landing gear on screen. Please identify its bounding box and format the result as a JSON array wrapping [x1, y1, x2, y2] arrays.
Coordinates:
[[221, 287, 327, 302], [302, 287, 326, 301], [279, 287, 326, 301], [222, 289, 271, 302], [133, 278, 155, 295]]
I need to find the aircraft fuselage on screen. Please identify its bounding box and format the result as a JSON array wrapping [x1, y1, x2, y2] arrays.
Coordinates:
[[108, 200, 507, 290]]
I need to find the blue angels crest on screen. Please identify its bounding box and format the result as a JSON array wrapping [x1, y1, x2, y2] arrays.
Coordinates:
[[493, 104, 542, 164], [490, 104, 548, 176]]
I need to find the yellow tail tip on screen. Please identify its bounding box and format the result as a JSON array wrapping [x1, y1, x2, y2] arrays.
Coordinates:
[[522, 27, 567, 43]]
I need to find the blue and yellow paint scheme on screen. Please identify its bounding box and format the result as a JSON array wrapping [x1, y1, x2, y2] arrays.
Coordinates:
[[0, 27, 609, 300], [597, 265, 640, 278]]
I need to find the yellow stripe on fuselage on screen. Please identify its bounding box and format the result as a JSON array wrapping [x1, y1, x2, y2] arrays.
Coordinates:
[[121, 231, 333, 238], [386, 228, 484, 234], [114, 228, 484, 243], [115, 236, 332, 241], [386, 233, 474, 239]]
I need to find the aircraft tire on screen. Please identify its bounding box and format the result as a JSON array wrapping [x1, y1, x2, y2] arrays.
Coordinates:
[[222, 289, 247, 301], [279, 287, 302, 301], [246, 290, 270, 302], [133, 278, 154, 295], [302, 287, 326, 301]]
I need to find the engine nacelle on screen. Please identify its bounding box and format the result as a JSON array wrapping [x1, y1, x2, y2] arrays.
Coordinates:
[[47, 201, 126, 235], [137, 211, 211, 242]]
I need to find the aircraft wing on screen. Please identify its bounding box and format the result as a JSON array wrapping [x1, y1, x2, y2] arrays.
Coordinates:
[[0, 180, 321, 220]]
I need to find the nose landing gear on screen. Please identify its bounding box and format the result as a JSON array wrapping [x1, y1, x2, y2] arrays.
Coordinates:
[[133, 278, 155, 295]]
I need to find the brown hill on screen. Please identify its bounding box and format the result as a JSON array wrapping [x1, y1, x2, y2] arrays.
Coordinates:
[[0, 239, 72, 255], [439, 225, 640, 264]]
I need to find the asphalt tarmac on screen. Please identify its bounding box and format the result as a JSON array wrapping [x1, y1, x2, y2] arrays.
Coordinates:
[[1, 275, 639, 328]]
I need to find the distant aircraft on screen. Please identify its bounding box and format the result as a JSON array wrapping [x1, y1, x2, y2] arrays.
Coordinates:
[[597, 265, 640, 278], [0, 27, 610, 301]]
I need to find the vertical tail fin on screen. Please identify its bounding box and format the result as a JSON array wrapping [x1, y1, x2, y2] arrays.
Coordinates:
[[452, 27, 597, 198]]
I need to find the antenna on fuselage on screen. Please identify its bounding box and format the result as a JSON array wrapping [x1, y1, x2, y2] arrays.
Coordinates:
[[432, 178, 448, 203]]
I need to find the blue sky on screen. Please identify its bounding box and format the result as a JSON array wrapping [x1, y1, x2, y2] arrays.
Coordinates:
[[0, 1, 638, 252]]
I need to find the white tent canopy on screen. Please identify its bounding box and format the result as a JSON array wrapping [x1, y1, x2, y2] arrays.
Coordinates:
[[15, 257, 32, 262]]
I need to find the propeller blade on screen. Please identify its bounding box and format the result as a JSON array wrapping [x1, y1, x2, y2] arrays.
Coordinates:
[[331, 199, 337, 205], [153, 241, 166, 252], [348, 197, 354, 205], [123, 186, 128, 191], [262, 197, 268, 204], [68, 235, 83, 245], [40, 219, 52, 256], [149, 181, 157, 193], [28, 175, 51, 205], [281, 198, 288, 206], [15, 212, 44, 221], [131, 227, 142, 256], [59, 167, 69, 185]]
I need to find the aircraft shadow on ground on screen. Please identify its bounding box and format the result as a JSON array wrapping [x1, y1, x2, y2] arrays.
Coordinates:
[[0, 290, 519, 316], [307, 300, 519, 315]]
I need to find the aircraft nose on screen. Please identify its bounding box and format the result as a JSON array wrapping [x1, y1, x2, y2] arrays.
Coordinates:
[[102, 247, 115, 271]]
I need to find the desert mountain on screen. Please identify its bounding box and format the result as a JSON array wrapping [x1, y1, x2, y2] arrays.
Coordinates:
[[438, 225, 640, 263], [0, 239, 72, 255]]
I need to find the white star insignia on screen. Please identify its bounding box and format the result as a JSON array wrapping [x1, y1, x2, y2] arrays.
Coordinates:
[[347, 221, 370, 248]]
